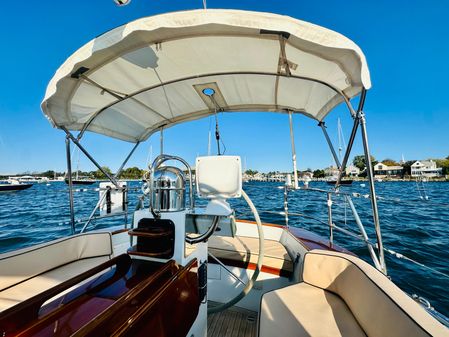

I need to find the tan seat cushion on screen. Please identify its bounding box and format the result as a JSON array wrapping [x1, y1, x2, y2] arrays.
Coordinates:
[[0, 256, 109, 312], [207, 235, 293, 274], [303, 250, 448, 337], [260, 282, 366, 337], [0, 232, 112, 292]]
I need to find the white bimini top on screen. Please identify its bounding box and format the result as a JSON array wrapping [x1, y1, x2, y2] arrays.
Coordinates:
[[41, 9, 371, 142]]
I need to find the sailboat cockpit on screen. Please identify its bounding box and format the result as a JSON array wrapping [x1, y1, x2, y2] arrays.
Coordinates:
[[0, 9, 447, 337]]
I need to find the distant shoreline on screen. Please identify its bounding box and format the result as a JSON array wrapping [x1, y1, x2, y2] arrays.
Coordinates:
[[245, 178, 449, 183]]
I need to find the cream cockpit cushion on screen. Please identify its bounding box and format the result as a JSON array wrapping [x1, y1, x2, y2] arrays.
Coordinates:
[[0, 232, 112, 312], [303, 250, 448, 337], [260, 282, 366, 337], [260, 250, 449, 337]]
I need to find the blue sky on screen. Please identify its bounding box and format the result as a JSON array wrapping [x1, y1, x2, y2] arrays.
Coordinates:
[[0, 0, 448, 174]]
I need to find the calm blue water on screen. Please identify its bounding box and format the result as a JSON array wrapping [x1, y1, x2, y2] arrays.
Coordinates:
[[0, 181, 448, 315]]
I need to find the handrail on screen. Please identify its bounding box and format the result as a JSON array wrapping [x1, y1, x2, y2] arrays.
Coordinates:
[[0, 254, 132, 335]]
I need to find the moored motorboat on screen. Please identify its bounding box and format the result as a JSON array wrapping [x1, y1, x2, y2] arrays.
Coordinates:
[[7, 175, 50, 184], [0, 8, 448, 337], [0, 179, 33, 192]]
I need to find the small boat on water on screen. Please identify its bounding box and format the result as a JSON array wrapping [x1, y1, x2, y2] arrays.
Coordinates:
[[64, 177, 96, 185], [0, 179, 33, 192], [326, 178, 353, 185], [8, 175, 49, 184], [1, 8, 447, 337]]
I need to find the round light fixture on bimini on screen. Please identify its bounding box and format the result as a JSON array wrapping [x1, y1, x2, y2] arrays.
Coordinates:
[[202, 88, 215, 97], [114, 0, 131, 6]]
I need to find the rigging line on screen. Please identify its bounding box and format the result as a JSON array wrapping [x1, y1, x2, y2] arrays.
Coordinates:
[[257, 189, 449, 280], [153, 68, 175, 119], [208, 93, 224, 156], [214, 105, 221, 155], [330, 221, 449, 281], [207, 116, 212, 156], [220, 136, 227, 155], [383, 247, 449, 281], [233, 209, 449, 280], [298, 186, 449, 208], [331, 220, 449, 281]]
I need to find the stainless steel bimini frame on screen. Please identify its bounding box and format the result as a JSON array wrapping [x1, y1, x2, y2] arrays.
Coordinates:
[[62, 126, 141, 235], [60, 79, 386, 273], [294, 88, 387, 274]]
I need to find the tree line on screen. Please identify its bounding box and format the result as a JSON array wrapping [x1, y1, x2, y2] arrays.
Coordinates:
[[8, 155, 449, 181], [244, 154, 449, 178], [6, 167, 147, 180]]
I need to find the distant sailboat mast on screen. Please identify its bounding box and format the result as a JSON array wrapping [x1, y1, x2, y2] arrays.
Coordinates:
[[337, 118, 347, 163]]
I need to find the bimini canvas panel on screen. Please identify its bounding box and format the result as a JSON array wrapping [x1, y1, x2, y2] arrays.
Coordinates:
[[41, 9, 371, 142]]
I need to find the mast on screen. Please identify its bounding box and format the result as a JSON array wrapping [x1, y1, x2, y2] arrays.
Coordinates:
[[288, 112, 299, 189], [337, 118, 343, 163]]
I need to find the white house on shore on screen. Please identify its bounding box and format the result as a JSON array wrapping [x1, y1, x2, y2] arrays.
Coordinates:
[[345, 164, 360, 177], [373, 162, 403, 177], [411, 160, 442, 177], [324, 166, 339, 177]]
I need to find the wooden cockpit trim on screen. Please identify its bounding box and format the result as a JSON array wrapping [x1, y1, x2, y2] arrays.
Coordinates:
[[111, 228, 129, 235], [73, 259, 198, 337], [3, 257, 201, 337], [0, 254, 132, 335]]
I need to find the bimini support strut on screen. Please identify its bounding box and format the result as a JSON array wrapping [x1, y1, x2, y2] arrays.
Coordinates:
[[65, 136, 76, 234], [319, 117, 360, 191], [160, 126, 164, 155], [62, 126, 120, 188], [319, 121, 341, 169], [359, 109, 387, 274], [319, 88, 386, 274], [345, 195, 382, 270], [80, 141, 141, 233]]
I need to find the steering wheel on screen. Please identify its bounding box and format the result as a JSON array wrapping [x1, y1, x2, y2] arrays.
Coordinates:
[[207, 190, 264, 314]]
